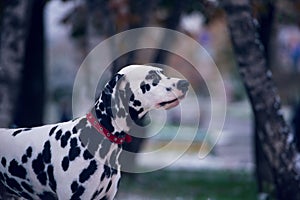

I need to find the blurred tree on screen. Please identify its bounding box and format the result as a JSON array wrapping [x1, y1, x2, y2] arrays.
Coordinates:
[[14, 0, 46, 127], [153, 0, 189, 64], [0, 0, 34, 197], [0, 0, 31, 128], [0, 0, 46, 129], [223, 0, 300, 199]]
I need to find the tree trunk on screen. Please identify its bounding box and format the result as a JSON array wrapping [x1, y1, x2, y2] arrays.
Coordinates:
[[223, 0, 300, 199], [0, 0, 31, 128], [253, 1, 276, 196], [13, 0, 46, 127], [153, 0, 188, 64]]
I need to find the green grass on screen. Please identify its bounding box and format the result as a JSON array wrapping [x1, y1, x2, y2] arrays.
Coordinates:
[[117, 169, 257, 200]]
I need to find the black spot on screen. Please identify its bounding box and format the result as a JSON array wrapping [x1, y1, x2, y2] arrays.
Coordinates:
[[105, 73, 123, 92], [91, 188, 104, 200], [12, 129, 23, 136], [130, 93, 135, 102], [91, 190, 99, 200], [1, 157, 6, 167], [55, 129, 62, 140], [101, 90, 113, 118], [129, 106, 146, 126], [105, 180, 112, 192], [166, 87, 172, 91], [133, 100, 141, 107], [49, 125, 58, 136], [100, 196, 108, 200], [8, 159, 27, 179], [79, 160, 97, 183], [23, 128, 32, 131], [117, 178, 121, 189], [37, 192, 57, 199], [32, 154, 45, 175], [100, 171, 105, 181], [83, 149, 93, 160], [21, 181, 34, 194], [145, 70, 161, 86], [20, 192, 33, 200], [100, 115, 114, 133], [140, 81, 151, 94], [42, 140, 51, 164], [62, 156, 69, 171], [70, 185, 85, 200], [22, 155, 28, 163], [95, 109, 103, 119], [1, 175, 19, 195], [72, 126, 78, 134], [152, 82, 158, 86], [5, 175, 22, 192], [47, 165, 57, 192], [37, 171, 47, 185], [69, 138, 81, 161], [0, 172, 4, 182], [103, 165, 111, 178], [114, 131, 125, 138], [71, 181, 79, 193], [112, 168, 118, 176], [26, 147, 32, 158], [129, 106, 139, 121], [61, 131, 72, 148], [99, 102, 105, 111]]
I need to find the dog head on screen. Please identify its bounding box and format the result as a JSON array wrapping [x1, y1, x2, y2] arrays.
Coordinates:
[[116, 65, 189, 124], [99, 65, 189, 128]]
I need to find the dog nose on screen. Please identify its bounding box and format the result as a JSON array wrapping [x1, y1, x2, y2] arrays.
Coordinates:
[[177, 80, 189, 93]]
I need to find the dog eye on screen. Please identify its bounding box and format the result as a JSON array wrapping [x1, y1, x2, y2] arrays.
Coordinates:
[[150, 74, 156, 79], [146, 74, 156, 80]]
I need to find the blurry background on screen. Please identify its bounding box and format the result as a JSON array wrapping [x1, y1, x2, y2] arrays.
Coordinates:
[[1, 0, 300, 199]]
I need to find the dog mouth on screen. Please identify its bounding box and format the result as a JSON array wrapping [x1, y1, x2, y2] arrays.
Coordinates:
[[159, 98, 178, 107], [157, 95, 186, 110]]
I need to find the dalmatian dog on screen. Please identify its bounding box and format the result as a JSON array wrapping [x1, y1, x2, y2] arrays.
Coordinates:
[[0, 65, 189, 200]]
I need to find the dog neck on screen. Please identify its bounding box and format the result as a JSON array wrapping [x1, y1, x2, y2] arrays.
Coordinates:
[[92, 74, 148, 137]]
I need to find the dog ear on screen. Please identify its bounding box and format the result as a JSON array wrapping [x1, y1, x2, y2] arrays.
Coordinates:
[[101, 73, 125, 118], [105, 73, 124, 92]]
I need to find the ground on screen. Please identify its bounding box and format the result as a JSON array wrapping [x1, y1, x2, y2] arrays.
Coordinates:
[[116, 169, 257, 200]]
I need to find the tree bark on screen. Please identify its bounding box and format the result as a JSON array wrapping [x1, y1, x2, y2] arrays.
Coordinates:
[[153, 0, 188, 64], [13, 0, 46, 127], [0, 0, 31, 128], [223, 0, 300, 199], [253, 0, 276, 196]]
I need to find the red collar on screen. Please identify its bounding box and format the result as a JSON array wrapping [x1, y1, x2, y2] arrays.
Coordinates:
[[86, 112, 132, 144]]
